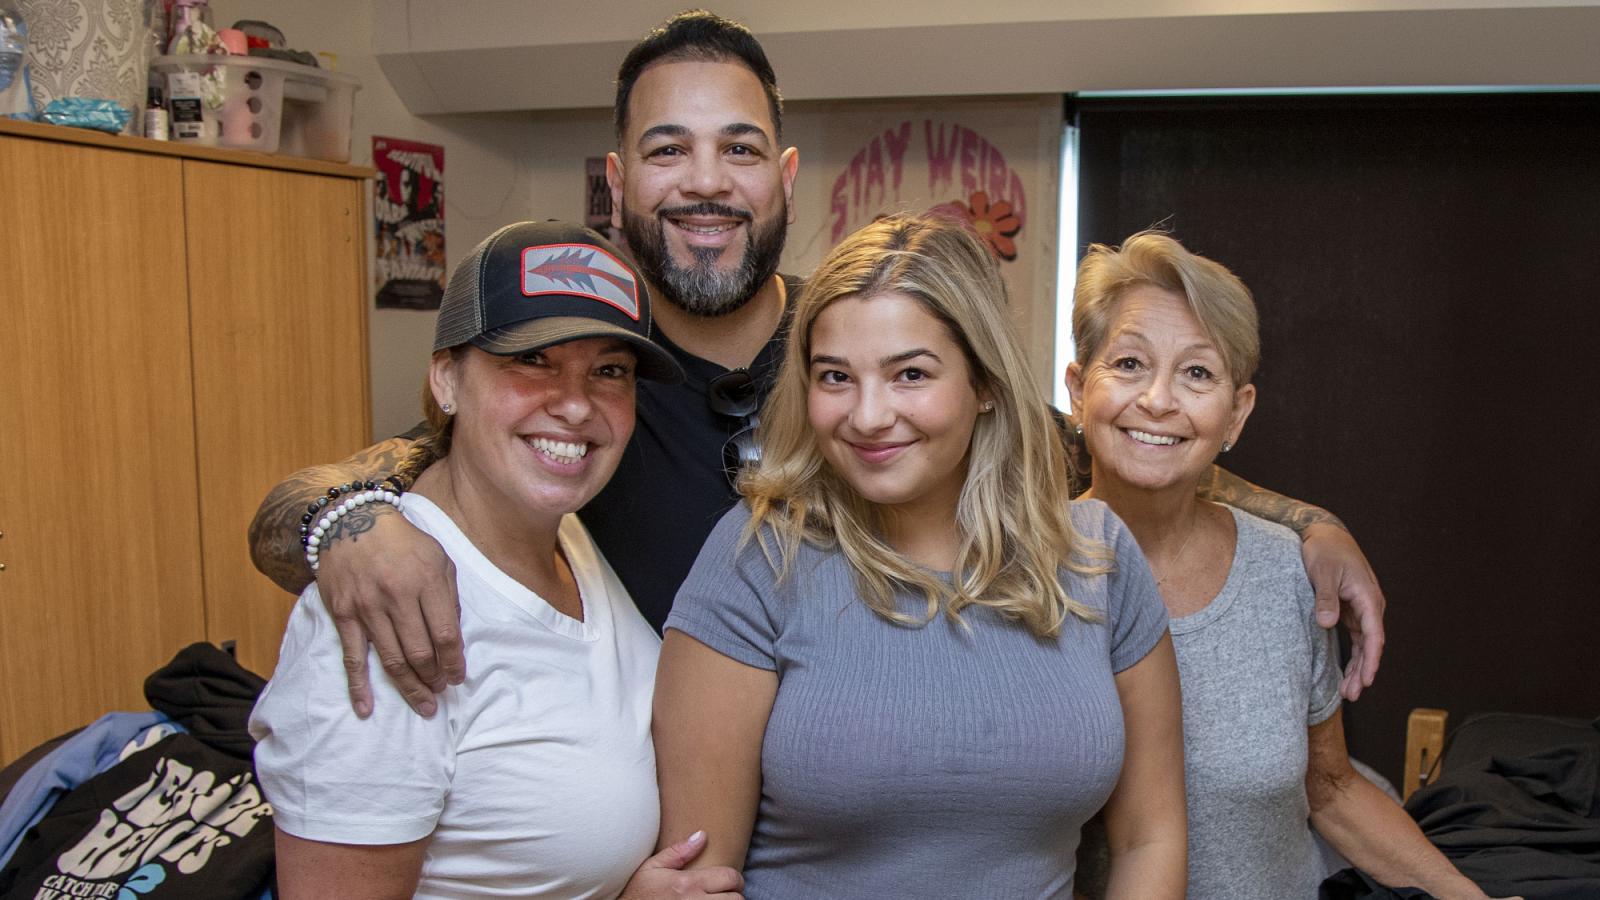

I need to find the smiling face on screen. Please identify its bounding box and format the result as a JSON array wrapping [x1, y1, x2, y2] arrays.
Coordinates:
[[807, 292, 986, 526], [1068, 284, 1256, 498], [431, 339, 638, 528], [607, 59, 798, 317]]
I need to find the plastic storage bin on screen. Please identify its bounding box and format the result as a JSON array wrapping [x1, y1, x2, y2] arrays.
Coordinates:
[[151, 55, 359, 162]]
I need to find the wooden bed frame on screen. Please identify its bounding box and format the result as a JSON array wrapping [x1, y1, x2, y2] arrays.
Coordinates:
[[1403, 707, 1449, 800]]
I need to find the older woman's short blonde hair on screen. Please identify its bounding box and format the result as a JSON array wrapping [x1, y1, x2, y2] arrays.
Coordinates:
[[1073, 231, 1260, 386]]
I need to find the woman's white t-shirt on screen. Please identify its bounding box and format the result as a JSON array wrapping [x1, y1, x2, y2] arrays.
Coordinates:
[[250, 494, 662, 899]]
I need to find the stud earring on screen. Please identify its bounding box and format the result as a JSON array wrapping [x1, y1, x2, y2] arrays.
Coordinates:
[[981, 400, 995, 413], [441, 403, 453, 415], [1221, 440, 1233, 453], [1074, 422, 1084, 435]]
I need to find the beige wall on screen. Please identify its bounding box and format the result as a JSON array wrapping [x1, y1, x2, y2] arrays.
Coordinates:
[[202, 0, 1068, 436], [210, 0, 547, 439]]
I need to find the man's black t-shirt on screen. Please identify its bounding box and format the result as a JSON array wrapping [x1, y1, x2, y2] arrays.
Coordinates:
[[577, 275, 798, 631]]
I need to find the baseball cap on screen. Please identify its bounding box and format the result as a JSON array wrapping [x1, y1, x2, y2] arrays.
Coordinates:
[[433, 221, 683, 383]]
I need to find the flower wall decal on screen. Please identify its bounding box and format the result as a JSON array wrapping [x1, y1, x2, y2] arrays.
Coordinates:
[[928, 190, 1022, 260]]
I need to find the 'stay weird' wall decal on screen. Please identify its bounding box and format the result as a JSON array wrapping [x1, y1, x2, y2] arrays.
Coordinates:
[[829, 120, 1027, 260]]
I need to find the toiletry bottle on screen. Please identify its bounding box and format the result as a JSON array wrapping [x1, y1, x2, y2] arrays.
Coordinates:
[[167, 69, 205, 141], [144, 84, 169, 140]]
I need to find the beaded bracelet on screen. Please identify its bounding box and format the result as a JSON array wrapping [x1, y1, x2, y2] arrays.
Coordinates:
[[298, 478, 408, 548], [304, 487, 404, 573], [299, 480, 372, 548]]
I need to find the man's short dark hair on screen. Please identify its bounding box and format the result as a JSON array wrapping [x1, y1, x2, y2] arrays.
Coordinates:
[[614, 9, 784, 144]]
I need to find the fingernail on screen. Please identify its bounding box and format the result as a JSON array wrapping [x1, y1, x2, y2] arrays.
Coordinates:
[[687, 830, 705, 844], [355, 701, 372, 719], [420, 700, 437, 717], [1317, 611, 1337, 626]]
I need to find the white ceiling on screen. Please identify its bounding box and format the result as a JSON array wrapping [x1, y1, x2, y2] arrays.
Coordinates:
[[374, 1, 1600, 114]]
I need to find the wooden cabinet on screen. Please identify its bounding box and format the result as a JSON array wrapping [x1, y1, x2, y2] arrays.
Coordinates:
[[0, 120, 372, 763]]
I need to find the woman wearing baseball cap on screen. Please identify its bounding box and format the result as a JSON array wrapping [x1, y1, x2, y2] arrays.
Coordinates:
[[250, 222, 741, 899]]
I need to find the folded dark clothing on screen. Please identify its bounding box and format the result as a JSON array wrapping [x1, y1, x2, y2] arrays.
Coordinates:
[[1407, 759, 1600, 899], [1488, 744, 1599, 817], [143, 643, 267, 760]]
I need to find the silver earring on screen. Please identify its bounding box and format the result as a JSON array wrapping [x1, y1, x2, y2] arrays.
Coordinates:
[[981, 400, 995, 413], [1074, 422, 1084, 435], [441, 402, 453, 415], [1221, 440, 1233, 453]]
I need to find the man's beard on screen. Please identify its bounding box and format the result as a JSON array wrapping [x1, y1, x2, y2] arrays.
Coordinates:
[[622, 201, 787, 318]]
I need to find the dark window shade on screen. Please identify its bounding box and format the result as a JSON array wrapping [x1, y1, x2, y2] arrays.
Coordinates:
[[1076, 94, 1600, 786]]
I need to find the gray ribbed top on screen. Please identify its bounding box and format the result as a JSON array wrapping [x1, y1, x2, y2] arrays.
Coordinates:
[[665, 499, 1170, 899]]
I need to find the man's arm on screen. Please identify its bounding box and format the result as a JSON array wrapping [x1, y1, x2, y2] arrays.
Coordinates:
[[1197, 465, 1345, 535], [1198, 465, 1386, 701], [247, 433, 464, 718], [248, 437, 417, 594]]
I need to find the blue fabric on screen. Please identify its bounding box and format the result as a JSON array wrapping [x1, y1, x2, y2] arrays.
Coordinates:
[[0, 712, 181, 868]]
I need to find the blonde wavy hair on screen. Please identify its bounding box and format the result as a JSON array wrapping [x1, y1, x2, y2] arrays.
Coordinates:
[[742, 215, 1105, 638]]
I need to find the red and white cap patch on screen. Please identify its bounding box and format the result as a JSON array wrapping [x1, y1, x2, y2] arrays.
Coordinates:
[[522, 243, 641, 320]]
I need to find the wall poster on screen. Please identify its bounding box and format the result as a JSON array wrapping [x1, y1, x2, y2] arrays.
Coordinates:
[[373, 136, 446, 309], [585, 156, 631, 254]]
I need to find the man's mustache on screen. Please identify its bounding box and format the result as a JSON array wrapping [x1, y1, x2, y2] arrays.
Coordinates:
[[657, 202, 753, 223]]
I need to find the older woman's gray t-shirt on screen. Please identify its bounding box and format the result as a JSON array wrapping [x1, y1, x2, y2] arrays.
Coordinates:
[[664, 499, 1169, 900], [1172, 506, 1343, 899]]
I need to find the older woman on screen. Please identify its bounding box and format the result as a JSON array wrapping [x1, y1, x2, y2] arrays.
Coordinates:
[[653, 214, 1187, 898], [249, 222, 741, 899], [1066, 232, 1499, 900]]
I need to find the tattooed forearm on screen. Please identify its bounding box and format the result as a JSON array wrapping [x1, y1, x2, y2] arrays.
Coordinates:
[[1198, 465, 1347, 537], [248, 434, 420, 594]]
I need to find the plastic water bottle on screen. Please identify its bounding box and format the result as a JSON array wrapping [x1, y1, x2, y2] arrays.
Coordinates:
[[0, 4, 32, 118], [0, 7, 21, 87]]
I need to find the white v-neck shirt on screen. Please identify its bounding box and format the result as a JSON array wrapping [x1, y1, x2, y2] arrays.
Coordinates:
[[251, 494, 662, 899]]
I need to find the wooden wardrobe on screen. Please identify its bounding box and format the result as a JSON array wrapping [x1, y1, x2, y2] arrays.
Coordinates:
[[0, 119, 373, 763]]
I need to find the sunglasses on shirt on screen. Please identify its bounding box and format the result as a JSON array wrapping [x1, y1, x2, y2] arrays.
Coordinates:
[[708, 367, 761, 487]]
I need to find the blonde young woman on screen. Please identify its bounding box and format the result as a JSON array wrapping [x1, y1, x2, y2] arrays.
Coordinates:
[[1066, 232, 1508, 900], [652, 215, 1187, 898]]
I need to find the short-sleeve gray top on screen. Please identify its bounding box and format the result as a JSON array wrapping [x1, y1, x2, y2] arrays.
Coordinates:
[[664, 499, 1170, 900], [1173, 506, 1342, 900]]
